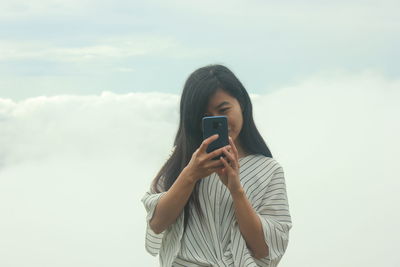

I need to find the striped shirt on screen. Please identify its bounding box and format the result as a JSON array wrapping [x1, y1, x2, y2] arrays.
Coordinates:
[[141, 154, 292, 267]]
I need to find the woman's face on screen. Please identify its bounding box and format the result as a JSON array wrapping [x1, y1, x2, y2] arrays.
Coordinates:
[[204, 89, 243, 143]]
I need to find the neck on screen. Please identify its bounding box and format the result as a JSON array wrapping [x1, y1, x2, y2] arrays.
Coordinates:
[[234, 138, 248, 159]]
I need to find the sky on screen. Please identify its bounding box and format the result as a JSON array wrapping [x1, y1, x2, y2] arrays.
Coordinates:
[[0, 1, 399, 267], [1, 0, 399, 100]]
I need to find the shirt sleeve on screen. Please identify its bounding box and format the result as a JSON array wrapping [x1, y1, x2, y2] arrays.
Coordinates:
[[141, 173, 185, 266], [141, 190, 168, 256], [254, 163, 292, 266], [229, 158, 292, 267]]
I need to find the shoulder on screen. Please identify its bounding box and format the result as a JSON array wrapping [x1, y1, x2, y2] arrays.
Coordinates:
[[245, 154, 283, 172], [239, 155, 284, 202], [247, 155, 284, 182], [239, 154, 283, 181]]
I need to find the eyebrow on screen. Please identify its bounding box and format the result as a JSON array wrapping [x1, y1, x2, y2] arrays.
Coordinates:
[[214, 101, 230, 110]]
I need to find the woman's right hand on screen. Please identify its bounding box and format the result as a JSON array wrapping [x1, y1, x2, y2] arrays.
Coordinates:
[[184, 134, 231, 183]]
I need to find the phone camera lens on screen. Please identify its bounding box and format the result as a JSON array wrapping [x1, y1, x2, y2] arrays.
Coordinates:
[[213, 121, 221, 129]]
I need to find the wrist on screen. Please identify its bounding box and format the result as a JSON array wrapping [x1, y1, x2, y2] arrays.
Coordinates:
[[230, 187, 245, 198], [181, 167, 198, 185]]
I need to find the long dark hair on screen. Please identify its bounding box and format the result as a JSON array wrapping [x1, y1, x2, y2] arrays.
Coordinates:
[[151, 64, 273, 233]]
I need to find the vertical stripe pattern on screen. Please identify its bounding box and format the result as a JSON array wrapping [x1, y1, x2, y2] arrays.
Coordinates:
[[141, 155, 292, 267]]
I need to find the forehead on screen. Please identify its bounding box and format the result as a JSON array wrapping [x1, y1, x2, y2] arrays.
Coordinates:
[[207, 90, 236, 109]]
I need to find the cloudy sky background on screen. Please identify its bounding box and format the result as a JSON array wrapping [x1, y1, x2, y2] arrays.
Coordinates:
[[0, 0, 399, 266]]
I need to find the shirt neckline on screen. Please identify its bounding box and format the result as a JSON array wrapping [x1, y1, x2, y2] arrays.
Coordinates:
[[238, 154, 257, 161]]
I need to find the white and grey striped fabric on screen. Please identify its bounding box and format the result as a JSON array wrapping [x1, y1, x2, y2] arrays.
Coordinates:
[[141, 154, 292, 267]]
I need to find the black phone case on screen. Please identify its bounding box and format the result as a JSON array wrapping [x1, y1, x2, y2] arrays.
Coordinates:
[[202, 116, 229, 160]]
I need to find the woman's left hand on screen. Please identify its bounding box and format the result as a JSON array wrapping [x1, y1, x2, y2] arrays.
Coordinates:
[[215, 136, 243, 194]]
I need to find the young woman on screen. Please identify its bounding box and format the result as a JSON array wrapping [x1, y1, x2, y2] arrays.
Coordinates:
[[141, 64, 292, 267]]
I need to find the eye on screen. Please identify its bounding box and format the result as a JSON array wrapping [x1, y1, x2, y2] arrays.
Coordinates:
[[203, 108, 229, 117]]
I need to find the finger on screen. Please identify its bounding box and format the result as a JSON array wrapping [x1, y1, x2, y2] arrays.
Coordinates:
[[207, 161, 226, 173], [198, 134, 219, 154], [205, 145, 231, 161], [222, 147, 237, 169], [219, 155, 232, 172], [208, 166, 224, 173], [229, 136, 239, 160], [205, 158, 225, 169]]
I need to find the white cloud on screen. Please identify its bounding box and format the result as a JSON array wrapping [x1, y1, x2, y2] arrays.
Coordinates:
[[0, 0, 96, 19], [149, 0, 400, 32], [253, 70, 400, 265], [0, 35, 201, 62], [0, 71, 399, 266], [115, 67, 135, 73], [0, 91, 180, 167], [1, 0, 399, 101]]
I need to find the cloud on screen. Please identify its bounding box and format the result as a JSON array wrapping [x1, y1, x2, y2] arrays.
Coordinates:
[[0, 91, 180, 167], [0, 0, 97, 20], [1, 0, 399, 102], [0, 71, 399, 266], [252, 70, 400, 266], [148, 0, 400, 32], [0, 35, 202, 62], [115, 67, 135, 73]]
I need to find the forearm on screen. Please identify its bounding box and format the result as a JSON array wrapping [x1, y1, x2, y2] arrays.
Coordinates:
[[149, 168, 196, 234], [231, 189, 269, 259]]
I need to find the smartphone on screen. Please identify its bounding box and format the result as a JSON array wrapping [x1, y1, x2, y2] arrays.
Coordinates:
[[202, 116, 229, 160]]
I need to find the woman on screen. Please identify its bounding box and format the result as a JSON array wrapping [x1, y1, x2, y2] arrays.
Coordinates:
[[141, 64, 292, 267]]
